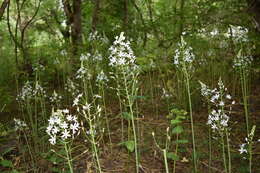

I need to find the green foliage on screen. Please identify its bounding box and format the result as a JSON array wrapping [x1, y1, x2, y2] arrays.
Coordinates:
[[119, 140, 135, 153]]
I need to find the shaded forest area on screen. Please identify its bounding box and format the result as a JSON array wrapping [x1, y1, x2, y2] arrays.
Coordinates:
[[0, 0, 260, 173]]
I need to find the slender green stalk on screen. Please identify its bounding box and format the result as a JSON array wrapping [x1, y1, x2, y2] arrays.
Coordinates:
[[173, 134, 179, 173], [184, 72, 197, 172], [208, 127, 212, 173], [101, 84, 112, 152], [225, 130, 231, 173], [240, 67, 250, 134], [221, 134, 227, 173], [123, 71, 139, 173], [90, 125, 102, 173], [163, 149, 169, 173], [64, 142, 73, 173], [248, 125, 256, 173]]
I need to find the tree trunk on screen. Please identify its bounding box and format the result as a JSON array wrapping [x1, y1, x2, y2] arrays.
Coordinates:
[[91, 0, 100, 32], [62, 0, 82, 56], [71, 0, 82, 51], [0, 0, 9, 21], [123, 0, 128, 33]]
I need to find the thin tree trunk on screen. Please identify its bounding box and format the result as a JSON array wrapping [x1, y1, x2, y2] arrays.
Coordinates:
[[71, 0, 82, 49], [123, 0, 128, 33], [92, 0, 100, 32], [0, 0, 9, 21]]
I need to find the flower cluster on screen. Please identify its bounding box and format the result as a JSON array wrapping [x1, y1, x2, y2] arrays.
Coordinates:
[[17, 81, 46, 102], [108, 32, 136, 67], [96, 70, 109, 84], [173, 37, 195, 68], [233, 50, 253, 69], [239, 125, 256, 156], [32, 63, 45, 72], [50, 90, 62, 104], [200, 79, 235, 131], [46, 109, 80, 145], [65, 79, 79, 96], [226, 25, 248, 42], [80, 53, 91, 62], [14, 118, 27, 131], [88, 31, 108, 43], [76, 65, 91, 80]]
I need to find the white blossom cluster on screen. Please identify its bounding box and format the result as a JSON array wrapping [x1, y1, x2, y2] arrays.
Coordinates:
[[50, 90, 62, 104], [173, 37, 195, 68], [80, 102, 102, 137], [46, 109, 80, 145], [239, 125, 257, 156], [88, 31, 108, 43], [14, 118, 27, 131], [17, 81, 46, 101], [76, 65, 91, 80], [233, 50, 253, 69], [96, 70, 109, 84], [108, 32, 136, 67], [32, 63, 45, 72], [65, 79, 79, 96], [200, 79, 235, 131], [226, 25, 248, 42], [93, 51, 103, 61], [80, 53, 91, 62]]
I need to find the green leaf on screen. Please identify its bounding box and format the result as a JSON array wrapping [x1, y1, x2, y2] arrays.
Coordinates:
[[172, 125, 183, 134], [0, 159, 13, 168], [171, 119, 182, 125], [121, 112, 132, 120], [119, 140, 135, 152], [1, 146, 15, 156], [176, 139, 188, 144], [166, 152, 180, 161]]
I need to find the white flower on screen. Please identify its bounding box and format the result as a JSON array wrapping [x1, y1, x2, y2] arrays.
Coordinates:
[[14, 118, 27, 131], [108, 32, 136, 67], [52, 126, 60, 135], [219, 101, 225, 106], [67, 115, 73, 121], [60, 122, 68, 129], [61, 129, 71, 139], [226, 94, 231, 99], [83, 103, 91, 111], [239, 143, 247, 154], [49, 136, 56, 145], [46, 109, 80, 144], [173, 37, 195, 69], [70, 122, 79, 134]]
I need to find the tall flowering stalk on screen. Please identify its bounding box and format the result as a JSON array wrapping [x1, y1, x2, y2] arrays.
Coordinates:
[[76, 99, 103, 173], [173, 37, 197, 172], [17, 81, 47, 153], [46, 109, 80, 173], [238, 125, 256, 173], [233, 49, 252, 134], [200, 79, 235, 173], [96, 70, 112, 151], [108, 32, 140, 173]]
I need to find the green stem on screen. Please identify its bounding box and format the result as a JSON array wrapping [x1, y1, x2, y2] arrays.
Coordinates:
[[64, 142, 73, 173], [241, 68, 249, 134], [225, 129, 231, 173], [185, 72, 197, 172], [221, 134, 227, 173], [123, 71, 139, 173], [163, 149, 169, 173]]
